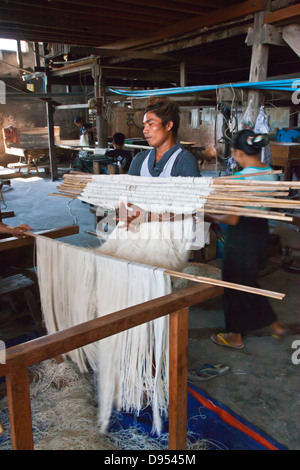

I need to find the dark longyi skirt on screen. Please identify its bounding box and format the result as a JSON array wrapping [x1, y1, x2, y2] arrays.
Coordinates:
[[222, 217, 277, 335]]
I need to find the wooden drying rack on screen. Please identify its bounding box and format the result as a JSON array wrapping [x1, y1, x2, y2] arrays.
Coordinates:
[[0, 281, 222, 450], [0, 224, 286, 450]]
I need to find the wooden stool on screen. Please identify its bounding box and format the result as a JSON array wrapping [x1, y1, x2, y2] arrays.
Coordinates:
[[0, 273, 45, 335]]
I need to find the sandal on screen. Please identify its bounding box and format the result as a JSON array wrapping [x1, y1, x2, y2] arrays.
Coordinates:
[[188, 363, 231, 382], [210, 333, 245, 350]]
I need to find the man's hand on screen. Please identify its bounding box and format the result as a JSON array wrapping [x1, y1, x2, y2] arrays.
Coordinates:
[[116, 202, 145, 232], [10, 224, 33, 236]]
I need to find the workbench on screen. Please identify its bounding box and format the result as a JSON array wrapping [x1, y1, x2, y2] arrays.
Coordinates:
[[270, 142, 300, 181], [3, 127, 59, 175]]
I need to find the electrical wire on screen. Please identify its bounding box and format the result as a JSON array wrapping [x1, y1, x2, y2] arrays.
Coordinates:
[[67, 199, 78, 225], [108, 79, 300, 98]]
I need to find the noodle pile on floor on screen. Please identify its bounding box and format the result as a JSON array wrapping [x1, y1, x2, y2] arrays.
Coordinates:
[[0, 359, 208, 450]]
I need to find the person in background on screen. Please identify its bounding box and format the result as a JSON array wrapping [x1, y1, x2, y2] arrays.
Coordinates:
[[105, 133, 132, 174], [206, 129, 286, 350], [73, 116, 96, 172], [74, 116, 96, 147]]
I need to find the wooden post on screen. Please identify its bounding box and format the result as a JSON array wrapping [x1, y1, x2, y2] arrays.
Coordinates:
[[180, 61, 186, 87], [248, 5, 270, 120], [93, 58, 108, 149], [169, 308, 189, 450], [16, 40, 23, 76], [45, 78, 58, 181], [6, 368, 34, 450], [34, 42, 40, 68], [96, 101, 108, 148]]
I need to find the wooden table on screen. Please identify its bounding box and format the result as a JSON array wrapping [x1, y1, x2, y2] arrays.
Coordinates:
[[270, 142, 300, 181]]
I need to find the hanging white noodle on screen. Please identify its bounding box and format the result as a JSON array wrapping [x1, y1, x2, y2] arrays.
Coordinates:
[[36, 236, 172, 434], [37, 176, 212, 434]]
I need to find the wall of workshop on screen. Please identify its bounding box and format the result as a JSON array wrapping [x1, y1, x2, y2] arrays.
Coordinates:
[[107, 104, 292, 160], [107, 107, 144, 140], [0, 45, 41, 165], [0, 44, 91, 165]]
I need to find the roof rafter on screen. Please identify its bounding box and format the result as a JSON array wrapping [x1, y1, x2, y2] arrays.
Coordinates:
[[102, 0, 268, 50]]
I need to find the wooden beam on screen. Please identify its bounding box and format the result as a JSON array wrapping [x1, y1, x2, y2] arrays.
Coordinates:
[[264, 4, 300, 24], [103, 0, 268, 50], [0, 282, 221, 450], [0, 284, 222, 378], [282, 24, 300, 57], [70, 46, 177, 62], [0, 225, 79, 252], [51, 64, 180, 82], [153, 22, 250, 53]]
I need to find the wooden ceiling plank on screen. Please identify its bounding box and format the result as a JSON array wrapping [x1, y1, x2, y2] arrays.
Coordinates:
[[99, 0, 210, 15], [0, 3, 165, 30], [0, 27, 121, 46], [1, 1, 172, 25], [102, 0, 268, 50], [43, 0, 196, 21], [172, 0, 232, 8], [0, 11, 151, 38], [0, 24, 124, 40]]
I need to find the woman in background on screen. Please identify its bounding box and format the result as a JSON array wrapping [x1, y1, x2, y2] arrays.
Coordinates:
[[207, 129, 286, 349]]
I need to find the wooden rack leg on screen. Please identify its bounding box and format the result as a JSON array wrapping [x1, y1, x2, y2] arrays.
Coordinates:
[[6, 368, 34, 450], [169, 307, 189, 450]]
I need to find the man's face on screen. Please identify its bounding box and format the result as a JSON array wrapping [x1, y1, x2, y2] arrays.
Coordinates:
[[75, 120, 83, 128], [143, 112, 173, 148]]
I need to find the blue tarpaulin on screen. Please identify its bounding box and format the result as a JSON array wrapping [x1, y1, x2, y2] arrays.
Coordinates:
[[109, 383, 287, 451]]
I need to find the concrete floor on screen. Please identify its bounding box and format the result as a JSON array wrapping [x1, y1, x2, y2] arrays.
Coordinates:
[[1, 171, 300, 450]]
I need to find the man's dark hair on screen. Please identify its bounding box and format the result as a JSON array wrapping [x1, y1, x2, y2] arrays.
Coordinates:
[[113, 132, 125, 146], [74, 116, 83, 124], [145, 98, 180, 138]]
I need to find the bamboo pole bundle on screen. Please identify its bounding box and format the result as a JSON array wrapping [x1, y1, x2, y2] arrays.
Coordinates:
[[51, 172, 300, 223]]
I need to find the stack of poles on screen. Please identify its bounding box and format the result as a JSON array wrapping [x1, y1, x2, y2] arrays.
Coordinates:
[[51, 171, 300, 224], [46, 170, 300, 299]]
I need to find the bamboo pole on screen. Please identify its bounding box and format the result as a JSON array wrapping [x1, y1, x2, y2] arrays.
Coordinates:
[[166, 270, 285, 300], [23, 230, 285, 300]]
